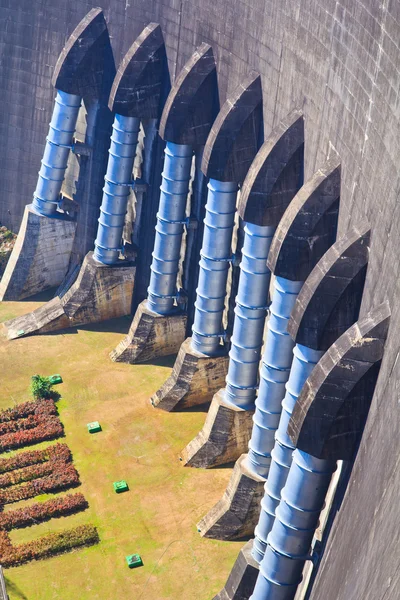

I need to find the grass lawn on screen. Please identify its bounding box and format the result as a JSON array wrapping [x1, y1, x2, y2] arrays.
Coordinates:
[[0, 297, 242, 600]]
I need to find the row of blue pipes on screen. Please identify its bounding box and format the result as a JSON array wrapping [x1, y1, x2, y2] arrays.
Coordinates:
[[32, 90, 141, 268], [98, 124, 334, 597], [34, 91, 335, 600]]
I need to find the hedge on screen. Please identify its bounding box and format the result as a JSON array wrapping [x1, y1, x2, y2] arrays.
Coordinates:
[[0, 493, 88, 531], [0, 447, 50, 474], [0, 524, 99, 567], [0, 399, 57, 423], [0, 460, 53, 488], [0, 444, 78, 505]]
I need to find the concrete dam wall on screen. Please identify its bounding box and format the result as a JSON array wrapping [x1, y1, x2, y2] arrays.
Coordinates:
[[1, 1, 400, 599]]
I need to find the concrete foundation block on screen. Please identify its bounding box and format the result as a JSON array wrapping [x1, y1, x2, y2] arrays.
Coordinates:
[[181, 390, 254, 468], [0, 205, 77, 301], [4, 252, 135, 339], [197, 454, 265, 540], [213, 540, 259, 600], [110, 300, 187, 364], [150, 337, 229, 411]]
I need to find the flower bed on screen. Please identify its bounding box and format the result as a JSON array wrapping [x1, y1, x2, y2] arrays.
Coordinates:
[[0, 524, 99, 567], [0, 461, 54, 488], [0, 444, 78, 505], [0, 400, 63, 451], [0, 399, 57, 423], [0, 415, 39, 436], [0, 397, 97, 567], [0, 447, 50, 474], [0, 493, 88, 531]]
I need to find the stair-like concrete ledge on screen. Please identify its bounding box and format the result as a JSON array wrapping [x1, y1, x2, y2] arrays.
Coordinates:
[[181, 390, 254, 468], [110, 300, 187, 364], [0, 205, 76, 301], [150, 337, 229, 411], [197, 454, 265, 540], [213, 540, 259, 600], [4, 252, 135, 339]]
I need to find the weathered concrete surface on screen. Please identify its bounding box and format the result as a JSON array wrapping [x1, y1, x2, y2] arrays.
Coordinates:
[[110, 300, 187, 364], [4, 252, 135, 338], [213, 540, 259, 600], [0, 206, 76, 301], [181, 390, 254, 468], [151, 337, 229, 411], [197, 454, 265, 540]]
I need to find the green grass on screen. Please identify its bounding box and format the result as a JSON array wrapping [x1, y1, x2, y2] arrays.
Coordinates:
[[0, 299, 241, 599]]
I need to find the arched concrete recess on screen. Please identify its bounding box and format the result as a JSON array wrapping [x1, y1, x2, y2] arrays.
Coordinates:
[[52, 8, 112, 101], [201, 71, 263, 183], [159, 43, 219, 146], [4, 23, 169, 340], [0, 8, 112, 304], [288, 221, 371, 350], [213, 228, 376, 600], [109, 23, 168, 119], [289, 302, 391, 460], [267, 156, 341, 281], [111, 43, 220, 364], [301, 305, 394, 600], [180, 109, 305, 469], [197, 156, 342, 542], [151, 71, 264, 412], [239, 109, 304, 226]]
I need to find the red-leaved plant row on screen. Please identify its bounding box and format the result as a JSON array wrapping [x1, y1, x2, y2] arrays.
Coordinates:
[[0, 443, 60, 474], [0, 493, 88, 531], [0, 414, 40, 436], [0, 417, 63, 451], [0, 524, 99, 567], [0, 443, 71, 486], [0, 444, 79, 505], [0, 400, 63, 451], [0, 399, 57, 424], [0, 460, 53, 489], [0, 407, 96, 568]]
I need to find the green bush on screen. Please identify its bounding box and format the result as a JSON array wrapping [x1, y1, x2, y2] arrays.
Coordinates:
[[30, 375, 53, 400]]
